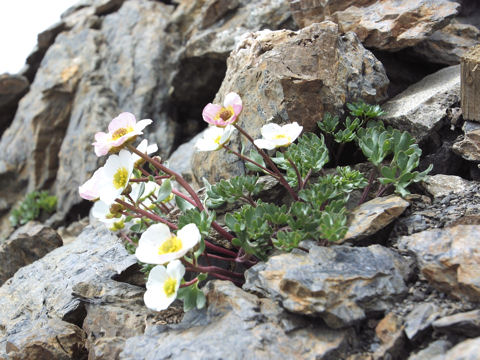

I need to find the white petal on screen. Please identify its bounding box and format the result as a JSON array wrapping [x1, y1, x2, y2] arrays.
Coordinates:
[[254, 139, 276, 150], [146, 264, 169, 289], [177, 223, 201, 249], [283, 122, 303, 141], [261, 123, 282, 139]]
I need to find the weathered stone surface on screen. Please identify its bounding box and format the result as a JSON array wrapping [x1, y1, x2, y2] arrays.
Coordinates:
[[432, 309, 480, 337], [452, 128, 480, 161], [0, 1, 179, 224], [411, 19, 480, 65], [408, 340, 452, 360], [167, 133, 203, 187], [343, 195, 409, 243], [121, 280, 351, 360], [0, 223, 136, 358], [380, 65, 460, 141], [290, 0, 459, 51], [244, 244, 412, 329], [76, 279, 176, 360], [404, 303, 442, 341], [193, 21, 389, 183], [4, 319, 87, 360], [431, 337, 480, 360], [374, 312, 407, 360], [0, 74, 29, 136], [398, 225, 480, 302], [391, 182, 480, 240], [422, 175, 476, 198], [0, 222, 62, 285]]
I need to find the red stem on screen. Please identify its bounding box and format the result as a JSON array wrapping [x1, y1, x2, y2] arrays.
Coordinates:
[[116, 198, 178, 230]]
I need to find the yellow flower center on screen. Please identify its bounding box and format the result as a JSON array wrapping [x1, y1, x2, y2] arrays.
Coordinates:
[[163, 277, 177, 297], [274, 134, 290, 140], [215, 106, 234, 121], [113, 167, 129, 189], [214, 135, 222, 144], [158, 236, 183, 255], [112, 127, 133, 140]]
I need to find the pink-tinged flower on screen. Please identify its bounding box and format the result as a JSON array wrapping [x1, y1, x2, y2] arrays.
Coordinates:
[[93, 112, 152, 156], [79, 167, 104, 201], [202, 92, 243, 127]]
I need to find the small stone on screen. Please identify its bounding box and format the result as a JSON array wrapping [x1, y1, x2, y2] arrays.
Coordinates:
[[432, 309, 480, 337], [433, 337, 480, 360], [407, 340, 452, 360], [342, 195, 410, 243], [452, 128, 480, 161], [422, 175, 475, 198], [404, 303, 442, 341]]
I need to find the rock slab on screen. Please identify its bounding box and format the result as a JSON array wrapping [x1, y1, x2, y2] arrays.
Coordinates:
[[244, 244, 412, 329], [398, 225, 480, 302], [0, 222, 62, 286]]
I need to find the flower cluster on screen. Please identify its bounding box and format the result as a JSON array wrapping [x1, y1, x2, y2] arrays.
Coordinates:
[[195, 92, 303, 152], [78, 93, 417, 315], [79, 112, 204, 311]]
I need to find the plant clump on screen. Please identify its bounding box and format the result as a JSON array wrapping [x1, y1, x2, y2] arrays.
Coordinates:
[[78, 93, 431, 312], [9, 191, 57, 227]]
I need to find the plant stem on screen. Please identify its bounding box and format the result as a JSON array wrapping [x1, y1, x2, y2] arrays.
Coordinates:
[[116, 198, 178, 230], [358, 169, 376, 205], [222, 144, 277, 177], [233, 124, 298, 201], [180, 277, 198, 288]]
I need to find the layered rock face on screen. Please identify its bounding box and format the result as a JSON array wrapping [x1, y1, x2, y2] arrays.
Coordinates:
[[1, 0, 480, 359]]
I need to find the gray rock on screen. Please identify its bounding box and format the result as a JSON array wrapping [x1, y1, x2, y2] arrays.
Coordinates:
[[398, 225, 480, 302], [411, 19, 480, 65], [193, 21, 389, 184], [343, 195, 410, 243], [380, 65, 460, 141], [430, 337, 480, 360], [408, 340, 452, 360], [0, 222, 62, 285], [452, 128, 480, 162], [120, 280, 352, 360], [404, 303, 442, 341], [0, 74, 29, 136], [290, 0, 459, 51], [167, 132, 203, 187], [422, 175, 476, 198], [0, 222, 136, 358], [244, 244, 412, 329], [433, 309, 480, 337]]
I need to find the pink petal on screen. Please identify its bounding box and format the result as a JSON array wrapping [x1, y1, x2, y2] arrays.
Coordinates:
[[202, 103, 222, 124], [108, 112, 137, 133]]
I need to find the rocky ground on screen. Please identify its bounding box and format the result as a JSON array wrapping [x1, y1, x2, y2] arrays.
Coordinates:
[[1, 0, 480, 359]]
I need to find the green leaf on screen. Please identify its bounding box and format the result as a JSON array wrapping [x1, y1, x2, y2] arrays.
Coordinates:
[[175, 195, 196, 213], [156, 179, 172, 202]]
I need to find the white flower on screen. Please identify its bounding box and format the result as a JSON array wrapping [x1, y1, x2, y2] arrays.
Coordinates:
[[144, 260, 185, 311], [195, 125, 236, 152], [93, 112, 152, 156], [98, 149, 134, 205], [132, 139, 158, 166], [78, 167, 104, 201], [135, 223, 201, 264], [91, 200, 127, 232], [254, 122, 303, 150]]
